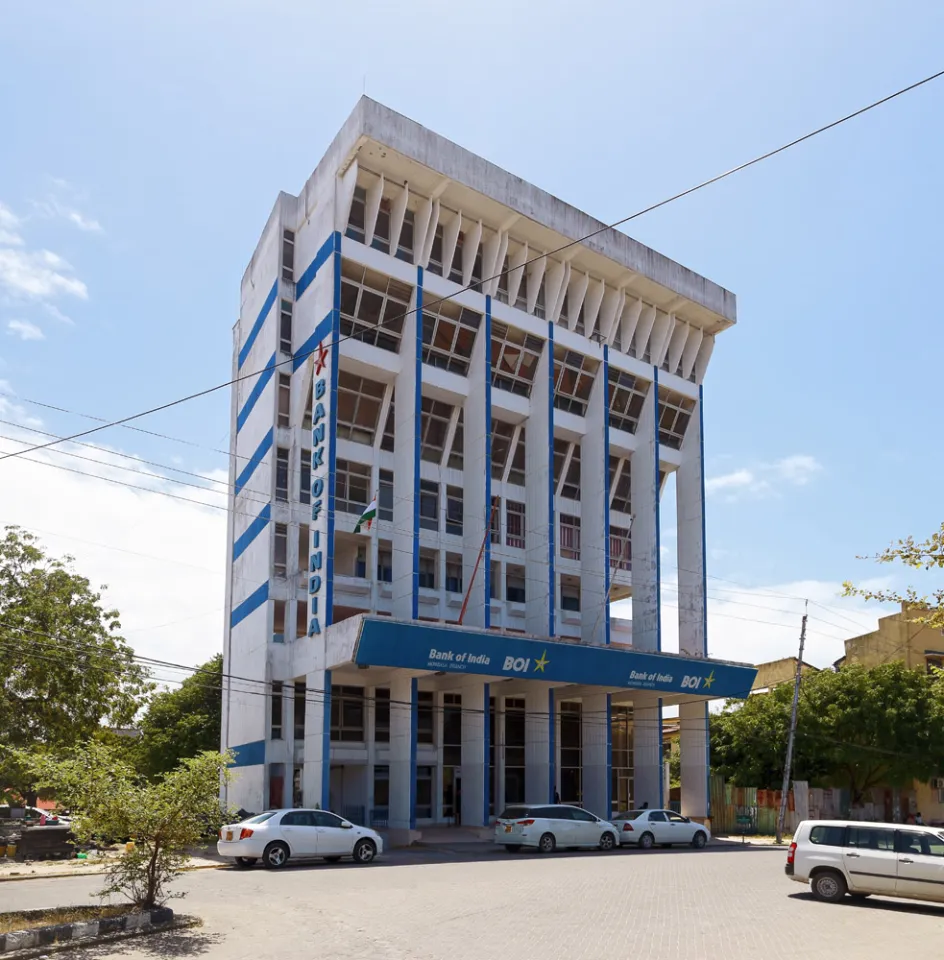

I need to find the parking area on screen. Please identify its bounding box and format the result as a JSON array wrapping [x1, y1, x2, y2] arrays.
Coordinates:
[[6, 843, 944, 960]]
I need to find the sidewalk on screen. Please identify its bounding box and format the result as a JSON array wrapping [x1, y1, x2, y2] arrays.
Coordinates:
[[0, 847, 225, 883]]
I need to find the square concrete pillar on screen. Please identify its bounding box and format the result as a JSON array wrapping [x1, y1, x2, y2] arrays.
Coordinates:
[[677, 386, 706, 658], [525, 686, 554, 803], [302, 668, 330, 809], [388, 674, 416, 839], [461, 680, 489, 826], [631, 372, 661, 652], [633, 694, 663, 810], [581, 353, 609, 647], [679, 700, 710, 819], [581, 692, 610, 817]]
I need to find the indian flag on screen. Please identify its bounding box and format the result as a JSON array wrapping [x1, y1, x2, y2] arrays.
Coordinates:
[[354, 496, 378, 534]]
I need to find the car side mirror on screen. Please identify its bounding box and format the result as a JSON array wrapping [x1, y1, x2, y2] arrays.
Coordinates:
[[340, 821, 353, 829]]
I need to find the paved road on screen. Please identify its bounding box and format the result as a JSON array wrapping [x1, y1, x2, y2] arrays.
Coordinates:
[[6, 843, 944, 960]]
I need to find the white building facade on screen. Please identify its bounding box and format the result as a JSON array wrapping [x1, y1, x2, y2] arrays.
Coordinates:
[[222, 98, 755, 838]]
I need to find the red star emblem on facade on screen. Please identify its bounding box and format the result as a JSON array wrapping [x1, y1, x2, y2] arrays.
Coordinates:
[[313, 340, 329, 376]]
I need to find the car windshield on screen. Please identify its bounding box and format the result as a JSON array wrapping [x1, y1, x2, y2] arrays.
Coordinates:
[[497, 806, 531, 820], [244, 812, 278, 824], [612, 810, 647, 820]]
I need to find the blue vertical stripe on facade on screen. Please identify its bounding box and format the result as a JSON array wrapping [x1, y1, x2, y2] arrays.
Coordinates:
[[294, 232, 337, 302], [547, 321, 556, 636], [238, 280, 278, 370], [325, 232, 342, 627], [234, 428, 274, 496], [605, 694, 613, 814], [230, 580, 269, 628], [483, 296, 493, 629], [603, 345, 611, 644], [322, 670, 332, 808], [236, 352, 277, 433], [410, 678, 419, 829], [653, 366, 662, 652], [548, 688, 556, 802], [232, 502, 271, 562], [411, 268, 423, 621], [482, 682, 491, 825]]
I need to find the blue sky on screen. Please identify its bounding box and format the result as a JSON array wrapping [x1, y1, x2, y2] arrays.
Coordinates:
[[1, 0, 941, 670]]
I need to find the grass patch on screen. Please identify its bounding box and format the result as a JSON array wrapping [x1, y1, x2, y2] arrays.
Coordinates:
[[0, 905, 134, 934]]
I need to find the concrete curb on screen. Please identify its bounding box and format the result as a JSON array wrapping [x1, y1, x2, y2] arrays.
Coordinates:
[[0, 862, 226, 884], [0, 907, 196, 957]]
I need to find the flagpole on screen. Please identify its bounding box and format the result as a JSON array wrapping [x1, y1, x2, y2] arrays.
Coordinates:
[[458, 499, 501, 626]]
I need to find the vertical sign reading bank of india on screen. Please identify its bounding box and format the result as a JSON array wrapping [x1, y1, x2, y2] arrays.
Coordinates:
[[308, 340, 331, 636]]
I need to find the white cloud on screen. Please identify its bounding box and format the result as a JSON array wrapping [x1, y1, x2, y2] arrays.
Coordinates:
[[31, 196, 103, 234], [6, 319, 45, 341], [0, 202, 23, 247], [706, 455, 822, 501], [41, 303, 74, 325], [0, 247, 88, 301]]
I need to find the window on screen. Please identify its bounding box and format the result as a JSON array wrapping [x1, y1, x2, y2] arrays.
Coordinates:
[[416, 765, 434, 819], [427, 224, 444, 276], [648, 811, 667, 823], [420, 397, 453, 464], [372, 197, 391, 254], [339, 260, 412, 353], [490, 560, 500, 600], [294, 681, 305, 738], [274, 523, 287, 577], [610, 457, 631, 514], [447, 410, 464, 470], [506, 565, 526, 604], [270, 682, 283, 739], [611, 525, 632, 571], [396, 209, 415, 262], [491, 420, 516, 480], [608, 368, 649, 434], [380, 397, 395, 452], [422, 301, 481, 376], [346, 185, 366, 243], [506, 501, 525, 549], [275, 447, 289, 502], [446, 487, 463, 536], [449, 231, 464, 284], [560, 701, 582, 804], [302, 378, 312, 430], [277, 374, 291, 428], [491, 321, 544, 398], [280, 810, 311, 827], [374, 688, 390, 742], [336, 371, 385, 445], [561, 575, 581, 612], [553, 439, 569, 490], [295, 602, 306, 639], [420, 480, 439, 532], [374, 765, 390, 812], [377, 544, 392, 583], [809, 825, 846, 847], [490, 496, 501, 544], [330, 686, 365, 742], [418, 550, 437, 590], [532, 272, 546, 319], [336, 459, 371, 514], [281, 229, 295, 283], [353, 545, 367, 578], [657, 386, 696, 450], [273, 600, 285, 644], [312, 811, 344, 829], [560, 515, 580, 561], [846, 827, 895, 851], [299, 451, 311, 505], [297, 525, 308, 584], [443, 693, 462, 770], [495, 255, 510, 304], [515, 268, 529, 312], [507, 429, 525, 486], [560, 444, 581, 500], [417, 692, 434, 744], [446, 554, 463, 594], [379, 470, 393, 522], [279, 300, 293, 355], [553, 345, 598, 416]]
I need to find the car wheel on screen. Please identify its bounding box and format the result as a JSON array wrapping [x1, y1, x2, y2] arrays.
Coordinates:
[[234, 857, 257, 869], [638, 831, 655, 850], [599, 832, 616, 851], [811, 870, 847, 903], [263, 841, 289, 869], [324, 856, 342, 863], [504, 844, 522, 853], [538, 832, 556, 854], [691, 832, 708, 849], [353, 839, 377, 864]]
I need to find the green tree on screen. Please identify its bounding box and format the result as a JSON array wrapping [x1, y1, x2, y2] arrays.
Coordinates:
[[711, 663, 944, 802], [0, 527, 151, 798], [134, 655, 223, 779], [27, 740, 232, 907], [843, 522, 944, 629]]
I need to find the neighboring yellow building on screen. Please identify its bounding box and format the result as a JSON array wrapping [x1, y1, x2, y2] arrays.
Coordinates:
[[751, 657, 818, 693]]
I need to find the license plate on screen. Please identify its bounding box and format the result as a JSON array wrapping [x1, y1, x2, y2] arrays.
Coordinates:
[[225, 831, 233, 841], [504, 825, 512, 833]]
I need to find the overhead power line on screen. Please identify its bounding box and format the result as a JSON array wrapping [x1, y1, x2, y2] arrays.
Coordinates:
[[1, 67, 941, 466]]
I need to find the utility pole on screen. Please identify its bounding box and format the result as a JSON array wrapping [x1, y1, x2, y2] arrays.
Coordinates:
[[776, 600, 808, 844]]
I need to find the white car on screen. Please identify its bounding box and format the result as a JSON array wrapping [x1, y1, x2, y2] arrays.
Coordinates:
[[494, 804, 620, 853], [611, 809, 711, 849], [786, 819, 944, 905], [217, 809, 383, 869]]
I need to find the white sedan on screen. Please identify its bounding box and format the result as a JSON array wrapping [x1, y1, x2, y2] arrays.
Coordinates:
[[217, 809, 383, 868], [612, 809, 711, 849], [494, 803, 621, 853]]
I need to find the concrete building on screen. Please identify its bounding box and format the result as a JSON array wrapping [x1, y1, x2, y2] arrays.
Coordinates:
[[750, 657, 818, 693], [221, 98, 756, 838]]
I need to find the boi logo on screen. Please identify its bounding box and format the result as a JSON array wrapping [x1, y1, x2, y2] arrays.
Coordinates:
[[503, 656, 531, 673], [681, 670, 715, 691]]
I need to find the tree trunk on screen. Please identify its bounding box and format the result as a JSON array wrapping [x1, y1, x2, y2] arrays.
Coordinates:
[[145, 841, 161, 908]]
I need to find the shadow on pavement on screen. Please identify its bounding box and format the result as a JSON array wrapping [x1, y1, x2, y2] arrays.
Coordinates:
[[52, 926, 223, 958], [788, 891, 944, 919]]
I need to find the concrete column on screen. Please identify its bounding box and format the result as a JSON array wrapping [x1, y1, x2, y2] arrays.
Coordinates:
[[461, 680, 489, 826], [677, 386, 707, 658], [581, 348, 609, 645], [631, 369, 661, 652], [633, 694, 663, 810], [525, 686, 553, 803], [462, 297, 491, 628], [679, 700, 710, 819], [388, 674, 416, 838], [494, 700, 506, 811], [302, 668, 330, 809], [283, 682, 296, 808], [392, 273, 422, 620], [581, 692, 609, 817], [525, 323, 555, 636]]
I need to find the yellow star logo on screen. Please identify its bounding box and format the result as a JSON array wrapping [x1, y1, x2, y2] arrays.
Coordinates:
[[703, 670, 716, 690], [533, 651, 550, 673]]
